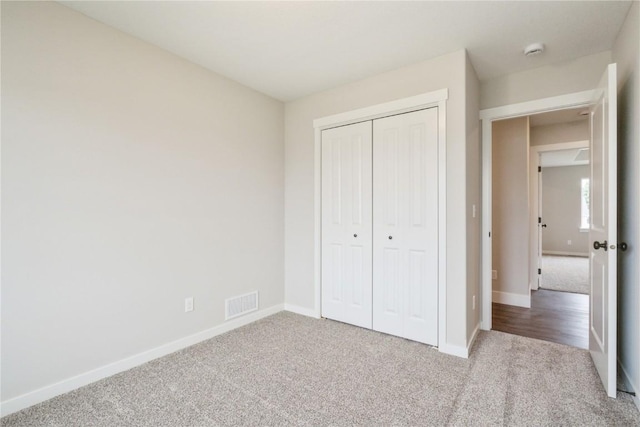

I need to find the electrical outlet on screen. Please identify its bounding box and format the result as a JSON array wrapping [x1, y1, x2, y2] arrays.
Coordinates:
[[492, 270, 497, 280], [185, 297, 194, 312], [472, 295, 476, 310], [567, 240, 572, 245]]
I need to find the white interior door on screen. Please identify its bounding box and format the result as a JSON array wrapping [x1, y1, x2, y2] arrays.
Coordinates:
[[589, 63, 617, 398], [321, 121, 373, 328], [372, 108, 438, 345]]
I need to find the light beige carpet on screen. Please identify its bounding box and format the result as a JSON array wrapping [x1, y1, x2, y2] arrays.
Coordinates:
[[2, 312, 638, 426], [541, 254, 590, 294]]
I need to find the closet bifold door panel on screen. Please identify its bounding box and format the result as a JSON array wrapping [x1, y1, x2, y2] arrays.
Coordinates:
[[372, 108, 439, 345], [321, 121, 373, 328]]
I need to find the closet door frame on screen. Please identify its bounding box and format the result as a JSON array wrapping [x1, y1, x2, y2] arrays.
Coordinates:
[[313, 89, 448, 351]]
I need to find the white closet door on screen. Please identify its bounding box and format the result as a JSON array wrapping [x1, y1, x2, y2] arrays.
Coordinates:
[[321, 121, 373, 328], [372, 108, 438, 345]]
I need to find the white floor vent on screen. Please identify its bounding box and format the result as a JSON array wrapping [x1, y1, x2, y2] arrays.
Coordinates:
[[225, 291, 259, 320]]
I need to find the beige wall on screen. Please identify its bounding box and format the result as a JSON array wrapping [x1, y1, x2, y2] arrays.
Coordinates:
[[530, 121, 589, 146], [1, 2, 284, 401], [613, 0, 640, 403], [284, 49, 474, 348], [541, 166, 590, 255], [492, 117, 530, 297], [465, 54, 482, 340], [480, 51, 612, 109]]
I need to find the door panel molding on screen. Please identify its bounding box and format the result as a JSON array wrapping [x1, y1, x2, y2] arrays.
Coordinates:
[[588, 63, 617, 398], [321, 122, 373, 328], [314, 89, 448, 351], [372, 108, 438, 345]]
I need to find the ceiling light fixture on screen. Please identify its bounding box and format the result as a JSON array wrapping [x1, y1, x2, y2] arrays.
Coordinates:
[[524, 43, 545, 57]]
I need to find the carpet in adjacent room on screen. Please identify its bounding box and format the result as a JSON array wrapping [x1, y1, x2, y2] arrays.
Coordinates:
[[540, 254, 589, 294]]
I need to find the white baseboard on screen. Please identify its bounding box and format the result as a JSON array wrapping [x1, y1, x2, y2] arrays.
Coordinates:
[[542, 250, 589, 257], [439, 342, 469, 358], [442, 323, 481, 359], [0, 303, 284, 417], [493, 290, 531, 308], [440, 324, 480, 360], [618, 359, 640, 411], [284, 303, 320, 319]]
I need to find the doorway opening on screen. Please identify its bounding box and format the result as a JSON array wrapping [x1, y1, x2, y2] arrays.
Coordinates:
[[481, 64, 618, 397], [489, 108, 590, 349], [538, 147, 591, 296]]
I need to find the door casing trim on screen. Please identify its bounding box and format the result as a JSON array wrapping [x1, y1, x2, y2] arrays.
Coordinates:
[[529, 140, 590, 292], [479, 90, 595, 330]]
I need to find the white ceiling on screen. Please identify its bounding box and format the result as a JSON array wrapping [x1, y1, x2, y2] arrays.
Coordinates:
[[541, 148, 589, 168], [529, 107, 590, 127], [59, 1, 632, 102], [533, 108, 590, 167]]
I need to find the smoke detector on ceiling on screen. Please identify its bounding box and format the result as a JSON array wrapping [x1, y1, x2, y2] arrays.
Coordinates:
[[524, 43, 545, 57]]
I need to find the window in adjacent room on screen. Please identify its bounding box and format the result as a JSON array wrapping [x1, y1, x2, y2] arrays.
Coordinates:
[[580, 178, 590, 231]]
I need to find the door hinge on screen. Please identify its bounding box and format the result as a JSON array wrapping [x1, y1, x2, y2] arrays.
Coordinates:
[[538, 268, 542, 275], [538, 166, 542, 172]]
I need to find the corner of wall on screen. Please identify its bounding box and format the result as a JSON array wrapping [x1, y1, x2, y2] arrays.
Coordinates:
[[465, 50, 482, 345], [440, 321, 481, 359]]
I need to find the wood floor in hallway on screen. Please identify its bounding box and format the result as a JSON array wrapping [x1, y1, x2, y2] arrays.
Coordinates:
[[492, 289, 589, 349]]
